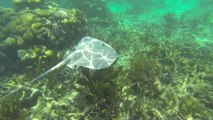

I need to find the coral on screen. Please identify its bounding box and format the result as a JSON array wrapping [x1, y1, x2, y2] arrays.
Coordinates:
[[17, 45, 54, 61], [0, 37, 16, 47], [16, 45, 59, 76], [0, 1, 87, 74]]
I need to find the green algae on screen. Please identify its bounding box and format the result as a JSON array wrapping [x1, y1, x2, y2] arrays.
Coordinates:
[[14, 0, 44, 11], [0, 1, 87, 74], [0, 0, 213, 119]]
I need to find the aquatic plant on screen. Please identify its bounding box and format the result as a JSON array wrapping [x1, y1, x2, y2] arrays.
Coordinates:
[[163, 13, 179, 37], [70, 0, 111, 18], [14, 0, 44, 11], [0, 0, 213, 119], [0, 74, 42, 119], [0, 1, 87, 74], [80, 66, 123, 119], [128, 50, 162, 98]]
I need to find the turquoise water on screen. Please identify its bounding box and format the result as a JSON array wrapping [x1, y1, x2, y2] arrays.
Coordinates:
[[0, 0, 212, 119], [0, 1, 13, 8]]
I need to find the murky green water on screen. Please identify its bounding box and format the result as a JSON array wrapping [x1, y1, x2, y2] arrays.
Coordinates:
[[0, 0, 212, 119]]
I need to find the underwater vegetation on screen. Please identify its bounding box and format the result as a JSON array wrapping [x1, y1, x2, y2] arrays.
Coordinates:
[[0, 0, 213, 119], [14, 0, 45, 11], [0, 0, 87, 75], [57, 0, 112, 18]]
